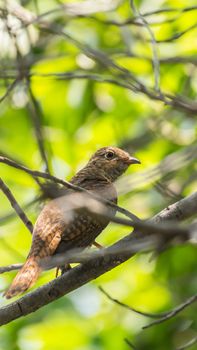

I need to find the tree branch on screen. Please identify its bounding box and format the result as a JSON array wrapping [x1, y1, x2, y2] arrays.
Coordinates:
[[130, 0, 161, 93], [27, 84, 50, 173], [0, 196, 39, 225], [0, 263, 23, 274], [99, 286, 197, 329], [0, 178, 33, 233], [143, 294, 197, 329], [124, 338, 137, 349], [0, 77, 19, 103], [99, 286, 169, 318], [176, 336, 197, 350]]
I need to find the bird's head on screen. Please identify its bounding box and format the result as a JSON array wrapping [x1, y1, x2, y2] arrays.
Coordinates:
[[88, 146, 141, 182]]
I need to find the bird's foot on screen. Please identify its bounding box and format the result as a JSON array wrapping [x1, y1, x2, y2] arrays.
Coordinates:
[[61, 263, 71, 275], [55, 264, 71, 277]]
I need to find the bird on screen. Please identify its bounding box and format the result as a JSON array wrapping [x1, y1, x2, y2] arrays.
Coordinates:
[[5, 146, 140, 299]]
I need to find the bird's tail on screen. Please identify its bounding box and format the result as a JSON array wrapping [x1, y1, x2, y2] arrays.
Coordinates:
[[4, 256, 42, 299]]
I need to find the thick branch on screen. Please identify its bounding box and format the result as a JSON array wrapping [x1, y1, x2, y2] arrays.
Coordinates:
[[0, 191, 196, 326]]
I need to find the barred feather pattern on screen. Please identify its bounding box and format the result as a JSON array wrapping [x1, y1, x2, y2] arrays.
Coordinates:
[[5, 147, 139, 298]]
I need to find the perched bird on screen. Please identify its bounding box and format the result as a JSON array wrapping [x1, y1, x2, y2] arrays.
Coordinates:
[[5, 146, 140, 298]]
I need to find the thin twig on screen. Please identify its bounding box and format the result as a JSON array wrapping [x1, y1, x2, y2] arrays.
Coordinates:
[[99, 286, 169, 318], [141, 5, 197, 17], [0, 196, 39, 225], [176, 336, 197, 350], [156, 23, 197, 43], [0, 237, 25, 260], [40, 26, 197, 114], [0, 78, 18, 103], [30, 69, 197, 115], [143, 294, 197, 329], [0, 178, 33, 233], [130, 0, 161, 93], [0, 263, 23, 274], [99, 287, 197, 329], [27, 84, 50, 173], [124, 338, 137, 350], [13, 2, 197, 27]]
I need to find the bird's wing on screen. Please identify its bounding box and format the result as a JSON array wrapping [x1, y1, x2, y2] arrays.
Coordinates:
[[28, 181, 117, 261], [28, 196, 71, 260]]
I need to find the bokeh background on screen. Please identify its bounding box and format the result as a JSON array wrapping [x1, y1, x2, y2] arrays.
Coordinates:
[[0, 0, 197, 349]]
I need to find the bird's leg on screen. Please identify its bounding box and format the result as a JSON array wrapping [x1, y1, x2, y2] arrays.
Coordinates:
[[55, 267, 60, 278], [55, 264, 71, 277], [93, 241, 104, 249], [55, 242, 103, 277]]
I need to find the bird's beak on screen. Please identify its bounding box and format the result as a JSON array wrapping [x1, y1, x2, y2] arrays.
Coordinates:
[[127, 156, 141, 165]]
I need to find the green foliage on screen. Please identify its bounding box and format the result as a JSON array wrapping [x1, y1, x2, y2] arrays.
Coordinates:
[[0, 0, 197, 349]]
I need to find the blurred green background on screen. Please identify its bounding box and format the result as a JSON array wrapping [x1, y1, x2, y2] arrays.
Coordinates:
[[0, 0, 197, 349]]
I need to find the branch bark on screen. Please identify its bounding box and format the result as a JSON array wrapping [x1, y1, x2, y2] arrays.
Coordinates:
[[0, 191, 196, 326]]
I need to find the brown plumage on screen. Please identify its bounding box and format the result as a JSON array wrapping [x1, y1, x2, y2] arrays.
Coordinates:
[[5, 147, 140, 298]]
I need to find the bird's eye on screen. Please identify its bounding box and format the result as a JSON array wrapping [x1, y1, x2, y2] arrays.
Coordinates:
[[105, 151, 115, 160]]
